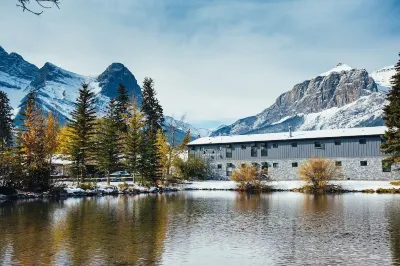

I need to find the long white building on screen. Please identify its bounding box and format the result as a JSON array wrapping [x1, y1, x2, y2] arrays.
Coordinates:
[[187, 126, 397, 180]]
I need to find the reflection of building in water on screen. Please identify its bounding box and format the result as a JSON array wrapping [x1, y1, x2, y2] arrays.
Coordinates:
[[188, 126, 395, 180]]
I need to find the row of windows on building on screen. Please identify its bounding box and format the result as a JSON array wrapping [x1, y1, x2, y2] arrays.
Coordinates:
[[220, 160, 392, 176], [192, 139, 370, 159]]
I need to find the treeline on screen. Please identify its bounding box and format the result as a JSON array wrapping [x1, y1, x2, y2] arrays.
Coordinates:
[[0, 77, 199, 193]]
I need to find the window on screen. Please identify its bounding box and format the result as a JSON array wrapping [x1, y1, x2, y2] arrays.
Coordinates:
[[261, 162, 269, 170], [273, 163, 278, 168], [360, 161, 368, 166], [200, 147, 204, 151], [359, 139, 366, 144], [217, 164, 222, 169], [261, 146, 268, 157], [273, 143, 278, 148], [334, 140, 341, 145], [314, 142, 322, 149], [251, 145, 258, 157], [226, 163, 233, 176], [291, 142, 297, 147], [335, 161, 342, 167], [241, 144, 246, 149], [190, 146, 195, 150], [211, 156, 215, 160], [382, 161, 391, 172], [226, 144, 232, 158], [292, 162, 298, 167]]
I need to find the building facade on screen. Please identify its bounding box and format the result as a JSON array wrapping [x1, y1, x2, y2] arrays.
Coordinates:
[[187, 127, 397, 180]]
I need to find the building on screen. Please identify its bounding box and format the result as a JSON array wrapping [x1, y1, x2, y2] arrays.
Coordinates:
[[187, 126, 396, 180]]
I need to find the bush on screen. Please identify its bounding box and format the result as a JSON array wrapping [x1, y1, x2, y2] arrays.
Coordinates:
[[79, 182, 97, 190], [390, 181, 400, 186], [118, 182, 129, 190], [297, 158, 343, 192], [232, 163, 269, 191], [173, 156, 208, 180]]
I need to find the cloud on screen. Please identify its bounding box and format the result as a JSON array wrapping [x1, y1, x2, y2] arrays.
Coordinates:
[[0, 0, 399, 128]]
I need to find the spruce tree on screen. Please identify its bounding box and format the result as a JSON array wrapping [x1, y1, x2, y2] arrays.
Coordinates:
[[382, 54, 400, 165], [69, 83, 97, 182], [0, 91, 14, 151], [96, 99, 121, 185], [140, 77, 164, 184], [141, 77, 164, 134], [115, 84, 130, 133]]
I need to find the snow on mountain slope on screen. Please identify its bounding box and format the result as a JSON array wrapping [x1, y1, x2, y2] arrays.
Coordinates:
[[320, 63, 353, 76], [212, 64, 392, 137], [164, 116, 212, 138], [370, 65, 396, 92]]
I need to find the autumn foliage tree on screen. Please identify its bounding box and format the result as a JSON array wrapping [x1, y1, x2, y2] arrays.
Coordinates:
[[297, 158, 343, 191], [20, 90, 51, 191]]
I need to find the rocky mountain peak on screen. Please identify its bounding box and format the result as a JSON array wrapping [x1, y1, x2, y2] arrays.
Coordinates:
[[97, 62, 142, 102], [0, 46, 39, 82], [30, 62, 83, 89], [320, 63, 353, 77]]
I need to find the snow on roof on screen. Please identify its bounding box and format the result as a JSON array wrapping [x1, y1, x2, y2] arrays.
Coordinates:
[[188, 126, 386, 146]]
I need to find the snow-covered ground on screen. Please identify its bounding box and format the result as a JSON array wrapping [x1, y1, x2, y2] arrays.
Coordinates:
[[179, 180, 400, 191]]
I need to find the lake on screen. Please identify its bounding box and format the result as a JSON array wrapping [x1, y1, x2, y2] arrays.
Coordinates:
[[1, 191, 400, 265]]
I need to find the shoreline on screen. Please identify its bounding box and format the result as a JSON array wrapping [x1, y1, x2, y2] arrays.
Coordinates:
[[2, 180, 400, 200]]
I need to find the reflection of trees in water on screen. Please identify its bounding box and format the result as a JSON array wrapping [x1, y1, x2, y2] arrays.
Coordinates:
[[0, 195, 171, 265], [386, 199, 400, 265], [234, 192, 262, 212]]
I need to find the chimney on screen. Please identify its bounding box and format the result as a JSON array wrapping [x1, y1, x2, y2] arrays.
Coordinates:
[[289, 126, 292, 138]]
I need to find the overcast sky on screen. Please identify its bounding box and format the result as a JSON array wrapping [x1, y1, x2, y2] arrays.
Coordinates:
[[0, 0, 399, 129]]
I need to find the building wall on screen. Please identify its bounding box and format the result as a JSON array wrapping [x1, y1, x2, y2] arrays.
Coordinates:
[[189, 135, 396, 180]]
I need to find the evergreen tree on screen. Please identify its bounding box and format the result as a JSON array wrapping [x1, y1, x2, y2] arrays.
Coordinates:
[[69, 83, 97, 182], [141, 77, 164, 134], [140, 77, 164, 184], [382, 54, 400, 165], [96, 99, 121, 185], [0, 91, 14, 151], [124, 100, 144, 181], [20, 90, 50, 191], [115, 84, 130, 133]]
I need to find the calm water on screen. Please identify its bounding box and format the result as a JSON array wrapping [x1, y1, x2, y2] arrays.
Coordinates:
[[1, 192, 400, 265]]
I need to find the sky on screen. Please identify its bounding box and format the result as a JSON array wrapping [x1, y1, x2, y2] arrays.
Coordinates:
[[0, 0, 399, 129]]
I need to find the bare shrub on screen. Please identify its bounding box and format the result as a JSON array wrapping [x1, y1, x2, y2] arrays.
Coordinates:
[[297, 158, 343, 192], [232, 163, 270, 191]]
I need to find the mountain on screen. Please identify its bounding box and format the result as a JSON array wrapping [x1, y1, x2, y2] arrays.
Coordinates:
[[0, 45, 203, 141], [211, 64, 393, 136], [164, 116, 212, 138]]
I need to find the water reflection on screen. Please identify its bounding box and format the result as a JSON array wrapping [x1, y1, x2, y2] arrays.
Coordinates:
[[1, 192, 400, 265]]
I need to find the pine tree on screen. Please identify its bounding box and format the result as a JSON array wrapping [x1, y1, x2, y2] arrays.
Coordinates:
[[115, 84, 130, 133], [69, 83, 97, 182], [20, 90, 50, 191], [141, 77, 164, 134], [124, 100, 144, 181], [96, 99, 121, 185], [0, 91, 14, 151], [382, 54, 400, 165], [140, 78, 165, 184]]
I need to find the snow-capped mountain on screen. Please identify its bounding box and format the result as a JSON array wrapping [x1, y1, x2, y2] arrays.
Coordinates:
[[211, 64, 394, 136], [164, 116, 211, 138], [370, 65, 396, 92], [0, 45, 202, 141]]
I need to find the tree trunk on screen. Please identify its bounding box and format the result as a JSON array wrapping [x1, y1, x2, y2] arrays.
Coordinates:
[[107, 170, 110, 186]]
